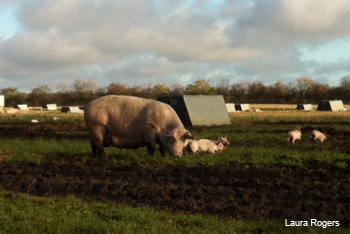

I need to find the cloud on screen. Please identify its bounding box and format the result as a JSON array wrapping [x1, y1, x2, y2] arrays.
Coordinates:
[[0, 0, 13, 7], [16, 0, 262, 62], [0, 0, 350, 90], [0, 30, 106, 76], [220, 0, 350, 83], [0, 0, 265, 80], [228, 0, 350, 47], [282, 0, 350, 34]]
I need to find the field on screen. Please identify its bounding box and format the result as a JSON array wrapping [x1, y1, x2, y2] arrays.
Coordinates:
[[0, 105, 349, 233]]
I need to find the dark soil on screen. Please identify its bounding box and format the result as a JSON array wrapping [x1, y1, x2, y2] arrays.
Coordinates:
[[0, 159, 349, 227], [0, 122, 89, 140]]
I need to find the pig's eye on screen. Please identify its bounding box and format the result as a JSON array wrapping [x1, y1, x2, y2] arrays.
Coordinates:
[[166, 135, 177, 144]]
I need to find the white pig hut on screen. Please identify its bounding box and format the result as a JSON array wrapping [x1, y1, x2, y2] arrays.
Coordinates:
[[157, 95, 231, 127], [316, 100, 345, 111]]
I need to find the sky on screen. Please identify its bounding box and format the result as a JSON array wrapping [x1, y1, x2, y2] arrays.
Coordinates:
[[0, 0, 350, 92]]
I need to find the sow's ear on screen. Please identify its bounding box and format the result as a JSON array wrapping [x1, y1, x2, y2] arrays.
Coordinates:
[[166, 128, 178, 137], [166, 128, 178, 143], [183, 130, 195, 140]]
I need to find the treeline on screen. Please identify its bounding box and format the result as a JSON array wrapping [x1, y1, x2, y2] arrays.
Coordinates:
[[1, 76, 350, 107]]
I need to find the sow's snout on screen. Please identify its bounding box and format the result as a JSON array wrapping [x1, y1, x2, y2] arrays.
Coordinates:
[[164, 128, 194, 157]]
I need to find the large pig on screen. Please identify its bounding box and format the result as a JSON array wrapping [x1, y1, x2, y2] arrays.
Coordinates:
[[84, 95, 193, 157]]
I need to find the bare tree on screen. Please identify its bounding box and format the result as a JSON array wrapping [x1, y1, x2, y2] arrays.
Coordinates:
[[293, 77, 317, 102], [216, 78, 231, 96], [107, 83, 129, 95], [72, 79, 99, 93], [170, 83, 185, 95], [339, 76, 350, 103], [230, 81, 249, 102], [70, 79, 99, 105], [28, 85, 53, 106], [266, 81, 290, 103]]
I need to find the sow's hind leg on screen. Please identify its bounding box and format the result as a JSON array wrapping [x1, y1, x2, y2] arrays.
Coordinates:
[[90, 126, 106, 157]]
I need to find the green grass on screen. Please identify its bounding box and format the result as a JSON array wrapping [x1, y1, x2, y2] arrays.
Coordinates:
[[0, 120, 349, 167], [0, 111, 84, 123], [1, 136, 348, 168], [0, 191, 347, 234], [0, 139, 90, 162]]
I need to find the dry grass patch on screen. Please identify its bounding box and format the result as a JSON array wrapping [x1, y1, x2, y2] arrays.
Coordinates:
[[250, 103, 350, 111], [230, 108, 350, 123]]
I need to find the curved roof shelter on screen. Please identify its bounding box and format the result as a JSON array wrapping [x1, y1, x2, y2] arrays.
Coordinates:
[[317, 100, 344, 111], [157, 95, 231, 127]]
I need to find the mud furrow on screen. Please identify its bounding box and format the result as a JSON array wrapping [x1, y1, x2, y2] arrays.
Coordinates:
[[0, 160, 349, 227]]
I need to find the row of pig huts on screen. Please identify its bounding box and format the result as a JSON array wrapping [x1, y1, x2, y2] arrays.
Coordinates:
[[226, 100, 346, 112], [0, 95, 84, 113], [157, 96, 347, 127], [296, 100, 346, 111], [225, 100, 346, 112], [0, 94, 348, 127]]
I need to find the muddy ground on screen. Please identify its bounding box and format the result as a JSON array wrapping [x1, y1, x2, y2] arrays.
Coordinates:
[[0, 122, 349, 227], [0, 159, 349, 227]]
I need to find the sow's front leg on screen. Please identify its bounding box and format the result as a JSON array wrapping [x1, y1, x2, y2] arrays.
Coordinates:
[[144, 124, 159, 156], [159, 142, 166, 157], [90, 140, 106, 157], [146, 142, 166, 156], [146, 143, 156, 155]]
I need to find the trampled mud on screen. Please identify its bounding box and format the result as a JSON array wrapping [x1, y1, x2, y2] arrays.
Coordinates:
[[0, 159, 349, 227]]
